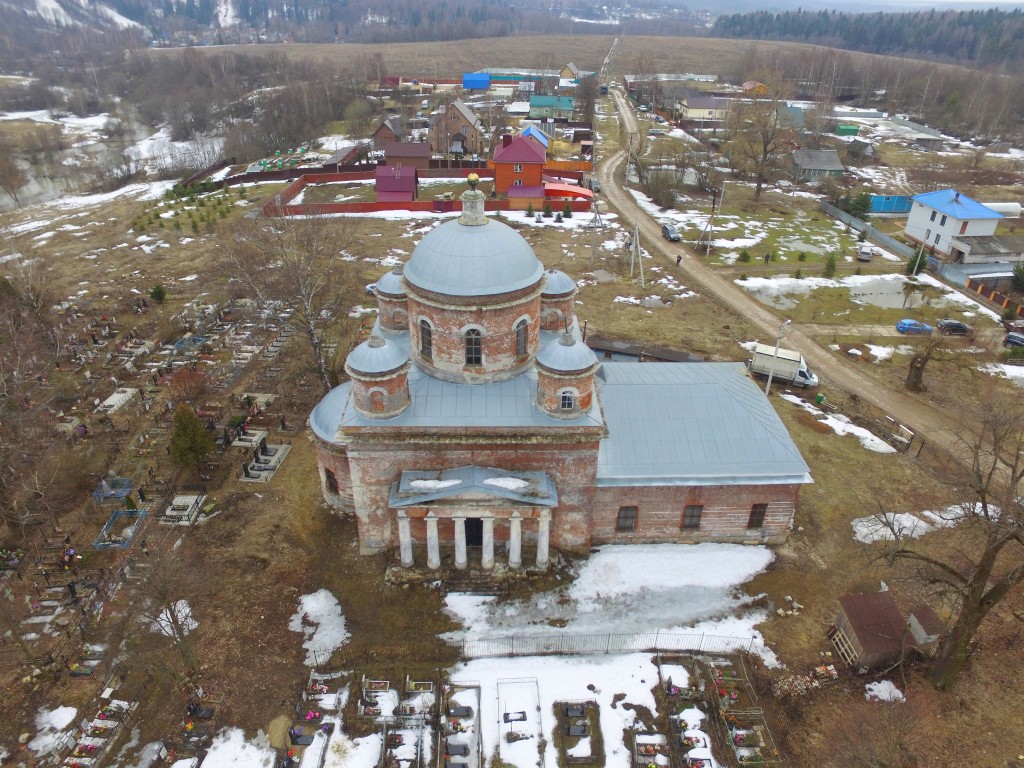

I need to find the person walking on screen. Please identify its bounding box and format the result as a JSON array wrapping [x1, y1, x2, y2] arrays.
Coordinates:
[[676, 255, 682, 267]]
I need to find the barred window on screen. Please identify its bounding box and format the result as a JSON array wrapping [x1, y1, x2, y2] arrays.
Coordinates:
[[682, 505, 703, 530], [616, 506, 637, 532]]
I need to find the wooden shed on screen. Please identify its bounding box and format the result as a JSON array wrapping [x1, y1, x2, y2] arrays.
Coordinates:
[[828, 591, 910, 669]]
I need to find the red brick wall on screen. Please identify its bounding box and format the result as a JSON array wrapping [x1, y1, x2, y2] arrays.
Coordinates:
[[540, 295, 576, 330], [346, 367, 410, 418], [315, 441, 353, 512], [494, 162, 544, 195], [406, 286, 543, 381], [378, 297, 409, 332], [342, 434, 602, 553], [592, 484, 800, 545], [537, 367, 596, 416]]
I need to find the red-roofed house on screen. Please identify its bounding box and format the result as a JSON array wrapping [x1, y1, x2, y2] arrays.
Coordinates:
[[493, 134, 546, 195], [375, 165, 418, 202], [384, 142, 432, 171]]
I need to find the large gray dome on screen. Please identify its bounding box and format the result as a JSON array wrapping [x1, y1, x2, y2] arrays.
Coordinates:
[[404, 218, 544, 297]]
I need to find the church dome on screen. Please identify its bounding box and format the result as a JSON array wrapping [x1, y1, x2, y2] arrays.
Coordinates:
[[536, 333, 598, 374], [404, 186, 544, 297], [346, 335, 409, 375], [375, 266, 406, 296], [542, 269, 577, 296]]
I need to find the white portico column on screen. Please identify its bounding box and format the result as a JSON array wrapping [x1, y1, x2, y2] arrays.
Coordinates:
[[508, 513, 522, 569], [454, 517, 468, 570], [536, 511, 551, 569], [397, 511, 413, 568], [426, 514, 440, 570], [481, 517, 495, 570]]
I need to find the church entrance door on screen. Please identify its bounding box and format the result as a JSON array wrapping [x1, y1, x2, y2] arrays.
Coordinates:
[[465, 517, 483, 547]]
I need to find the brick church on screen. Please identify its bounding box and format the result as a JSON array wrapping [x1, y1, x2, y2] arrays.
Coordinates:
[[310, 179, 812, 571]]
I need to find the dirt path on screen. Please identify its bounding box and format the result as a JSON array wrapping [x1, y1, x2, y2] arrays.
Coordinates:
[[598, 91, 959, 453]]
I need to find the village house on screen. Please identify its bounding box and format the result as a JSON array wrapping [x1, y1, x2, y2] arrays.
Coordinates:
[[678, 96, 730, 123], [428, 99, 485, 156], [310, 179, 812, 571], [372, 116, 408, 148], [904, 189, 1004, 258], [788, 149, 845, 181], [384, 142, 431, 171], [492, 133, 546, 196], [529, 95, 575, 120]]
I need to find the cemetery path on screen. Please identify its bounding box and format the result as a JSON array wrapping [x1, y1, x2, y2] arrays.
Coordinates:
[[596, 143, 963, 459]]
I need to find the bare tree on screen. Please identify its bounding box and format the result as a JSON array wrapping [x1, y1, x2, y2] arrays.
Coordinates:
[[226, 216, 355, 392], [725, 75, 794, 201], [0, 155, 28, 207], [905, 336, 943, 392], [870, 392, 1024, 689]]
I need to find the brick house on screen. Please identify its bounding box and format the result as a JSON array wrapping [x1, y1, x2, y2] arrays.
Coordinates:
[[310, 182, 812, 571], [384, 142, 431, 171], [428, 99, 484, 156], [372, 116, 408, 148], [492, 134, 546, 195]]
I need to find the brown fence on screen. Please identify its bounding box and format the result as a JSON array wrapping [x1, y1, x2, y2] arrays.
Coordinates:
[[965, 277, 1023, 318]]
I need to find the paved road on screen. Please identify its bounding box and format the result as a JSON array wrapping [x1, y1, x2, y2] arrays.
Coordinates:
[[598, 89, 958, 451]]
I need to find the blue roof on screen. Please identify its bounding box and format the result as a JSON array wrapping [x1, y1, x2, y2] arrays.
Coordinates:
[[911, 189, 1003, 220], [596, 363, 812, 487], [520, 125, 550, 148], [530, 95, 574, 109], [462, 73, 491, 90]]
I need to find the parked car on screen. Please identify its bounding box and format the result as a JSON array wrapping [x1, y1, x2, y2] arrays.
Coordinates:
[[856, 245, 875, 262], [662, 224, 681, 242], [895, 319, 933, 335], [638, 105, 649, 112], [365, 283, 377, 296], [585, 177, 601, 193], [655, 115, 667, 124], [937, 319, 972, 336], [1003, 332, 1024, 348]]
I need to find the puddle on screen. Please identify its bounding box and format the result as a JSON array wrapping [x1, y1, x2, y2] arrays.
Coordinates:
[[777, 238, 828, 255], [848, 278, 950, 310]]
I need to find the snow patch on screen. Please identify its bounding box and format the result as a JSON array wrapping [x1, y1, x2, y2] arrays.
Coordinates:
[[289, 589, 350, 666], [865, 681, 905, 702]]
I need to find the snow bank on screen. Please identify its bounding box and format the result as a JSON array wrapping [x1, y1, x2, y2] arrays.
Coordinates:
[[865, 681, 905, 702], [781, 393, 896, 454], [202, 728, 276, 768], [289, 589, 350, 666], [851, 513, 931, 543], [29, 705, 77, 754]]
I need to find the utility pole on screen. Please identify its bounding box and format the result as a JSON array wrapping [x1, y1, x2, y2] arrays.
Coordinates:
[[628, 222, 645, 289]]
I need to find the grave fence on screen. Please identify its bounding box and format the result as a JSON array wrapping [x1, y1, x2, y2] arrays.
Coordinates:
[[312, 631, 757, 668]]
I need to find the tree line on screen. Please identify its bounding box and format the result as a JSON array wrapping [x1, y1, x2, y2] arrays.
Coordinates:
[[712, 8, 1024, 71]]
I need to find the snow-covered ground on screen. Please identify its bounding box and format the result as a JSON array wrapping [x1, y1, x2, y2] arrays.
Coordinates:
[[443, 543, 779, 664], [780, 393, 897, 454], [28, 705, 78, 755], [289, 589, 350, 666]]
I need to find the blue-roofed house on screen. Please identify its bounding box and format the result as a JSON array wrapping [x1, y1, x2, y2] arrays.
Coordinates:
[[904, 189, 1003, 257], [309, 180, 812, 574], [520, 125, 550, 148]]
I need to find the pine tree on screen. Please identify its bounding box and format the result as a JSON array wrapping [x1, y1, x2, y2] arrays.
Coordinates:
[[169, 404, 213, 470]]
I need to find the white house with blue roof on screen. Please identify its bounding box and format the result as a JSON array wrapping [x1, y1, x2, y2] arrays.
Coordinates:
[[309, 178, 811, 573], [904, 189, 1003, 258]]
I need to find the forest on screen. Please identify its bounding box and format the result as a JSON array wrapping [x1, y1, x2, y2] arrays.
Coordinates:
[[712, 8, 1024, 70]]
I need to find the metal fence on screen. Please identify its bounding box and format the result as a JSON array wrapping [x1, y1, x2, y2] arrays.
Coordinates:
[[312, 632, 757, 668], [818, 201, 916, 260]]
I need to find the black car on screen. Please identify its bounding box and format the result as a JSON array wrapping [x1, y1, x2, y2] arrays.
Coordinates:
[[662, 224, 681, 242], [937, 319, 972, 336], [1003, 332, 1024, 348]]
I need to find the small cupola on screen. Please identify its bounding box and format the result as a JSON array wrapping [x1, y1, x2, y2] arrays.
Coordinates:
[[535, 332, 599, 418], [540, 269, 578, 331], [345, 335, 411, 418], [374, 266, 408, 333]]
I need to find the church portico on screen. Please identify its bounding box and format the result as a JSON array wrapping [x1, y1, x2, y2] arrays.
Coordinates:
[[396, 504, 551, 571]]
